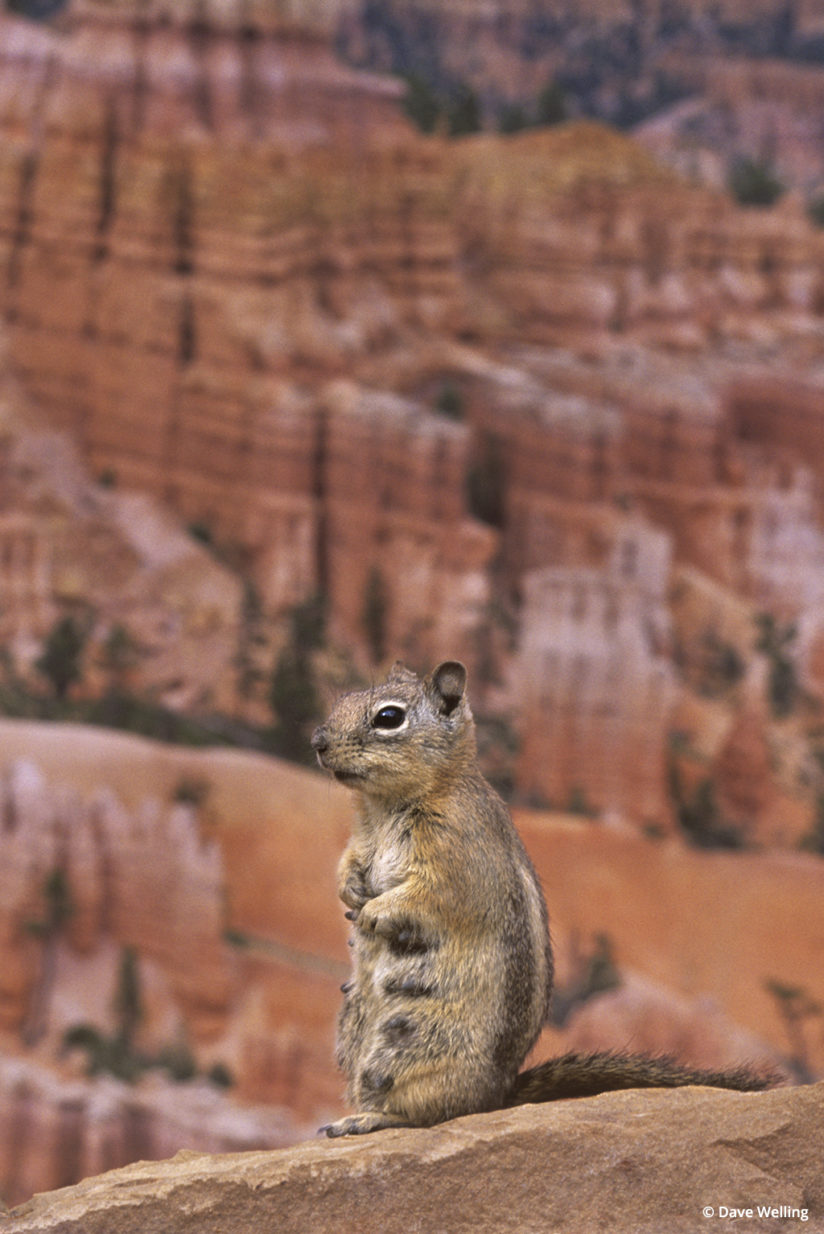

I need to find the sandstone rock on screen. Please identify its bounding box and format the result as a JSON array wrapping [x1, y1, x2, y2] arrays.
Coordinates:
[[0, 756, 231, 1043], [0, 1055, 304, 1211], [0, 338, 242, 709], [514, 517, 675, 823], [1, 716, 821, 1082], [0, 719, 350, 1129], [712, 704, 775, 841], [4, 0, 824, 795], [5, 0, 824, 698], [516, 811, 824, 1077], [6, 1083, 823, 1234], [638, 55, 824, 192], [1, 717, 822, 1202], [727, 377, 824, 499], [321, 380, 496, 666], [558, 971, 780, 1077]]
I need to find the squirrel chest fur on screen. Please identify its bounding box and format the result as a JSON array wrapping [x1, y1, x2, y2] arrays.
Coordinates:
[[312, 659, 772, 1137]]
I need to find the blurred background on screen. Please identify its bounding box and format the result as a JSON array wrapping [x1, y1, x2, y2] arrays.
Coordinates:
[[0, 0, 823, 1207]]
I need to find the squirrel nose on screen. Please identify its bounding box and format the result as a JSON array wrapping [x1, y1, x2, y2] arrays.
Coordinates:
[[311, 726, 328, 754]]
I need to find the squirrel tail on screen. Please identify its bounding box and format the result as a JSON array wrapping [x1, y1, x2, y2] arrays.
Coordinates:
[[507, 1050, 777, 1106]]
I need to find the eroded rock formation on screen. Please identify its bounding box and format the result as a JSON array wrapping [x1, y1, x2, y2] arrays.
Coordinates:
[[5, 3, 824, 702], [0, 757, 229, 1042], [0, 706, 821, 1201], [0, 323, 243, 709], [515, 524, 674, 821], [0, 1056, 301, 1209], [0, 739, 343, 1204]]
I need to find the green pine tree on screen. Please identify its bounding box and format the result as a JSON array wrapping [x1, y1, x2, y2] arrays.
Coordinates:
[[36, 616, 88, 701]]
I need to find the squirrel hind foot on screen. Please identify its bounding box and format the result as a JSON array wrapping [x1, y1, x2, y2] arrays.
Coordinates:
[[321, 1111, 412, 1138]]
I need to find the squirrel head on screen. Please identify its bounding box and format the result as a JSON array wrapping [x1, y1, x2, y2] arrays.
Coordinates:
[[311, 660, 475, 801]]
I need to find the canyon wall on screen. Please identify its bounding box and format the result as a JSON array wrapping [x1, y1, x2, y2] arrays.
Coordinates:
[[0, 2, 492, 669], [0, 729, 346, 1204], [4, 0, 824, 821], [340, 0, 824, 197], [0, 1056, 300, 1208], [1, 720, 820, 1064], [640, 53, 824, 190], [0, 756, 228, 1042], [515, 519, 674, 821], [0, 718, 819, 1205], [0, 339, 243, 710]]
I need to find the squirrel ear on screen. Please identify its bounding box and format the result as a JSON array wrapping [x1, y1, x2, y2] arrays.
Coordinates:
[[428, 661, 467, 716]]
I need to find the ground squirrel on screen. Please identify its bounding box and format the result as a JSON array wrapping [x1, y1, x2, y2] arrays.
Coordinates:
[[311, 659, 772, 1137]]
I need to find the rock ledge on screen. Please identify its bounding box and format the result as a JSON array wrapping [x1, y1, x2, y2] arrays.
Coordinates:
[[5, 1082, 823, 1234]]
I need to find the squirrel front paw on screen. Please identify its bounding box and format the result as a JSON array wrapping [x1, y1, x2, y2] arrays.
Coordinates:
[[357, 899, 392, 938], [358, 903, 429, 953], [339, 865, 370, 912]]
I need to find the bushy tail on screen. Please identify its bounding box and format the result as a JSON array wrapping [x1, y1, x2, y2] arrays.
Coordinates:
[[507, 1050, 777, 1106]]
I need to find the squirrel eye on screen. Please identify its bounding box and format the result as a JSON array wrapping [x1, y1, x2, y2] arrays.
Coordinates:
[[372, 705, 406, 730]]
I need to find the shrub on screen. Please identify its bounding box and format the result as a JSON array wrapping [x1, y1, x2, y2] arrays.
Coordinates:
[[668, 764, 747, 850], [403, 73, 441, 134], [36, 616, 88, 700], [800, 794, 824, 856], [536, 78, 567, 127], [498, 103, 529, 134], [548, 933, 621, 1028], [754, 613, 799, 718], [806, 194, 824, 228], [447, 83, 482, 136], [727, 157, 784, 208], [268, 594, 326, 763], [434, 382, 464, 420], [764, 978, 821, 1083]]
